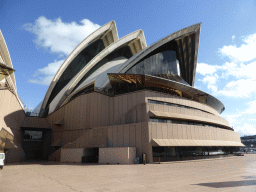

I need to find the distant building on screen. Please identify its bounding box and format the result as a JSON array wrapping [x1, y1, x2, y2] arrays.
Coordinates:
[[241, 135, 256, 148], [0, 21, 244, 164]]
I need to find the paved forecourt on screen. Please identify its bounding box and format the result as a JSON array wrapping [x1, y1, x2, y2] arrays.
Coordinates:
[[1, 155, 256, 192]]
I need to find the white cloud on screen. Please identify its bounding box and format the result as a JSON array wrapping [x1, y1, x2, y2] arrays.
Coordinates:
[[29, 59, 64, 85], [197, 63, 219, 75], [208, 85, 217, 92], [198, 61, 256, 81], [197, 63, 220, 93], [197, 33, 256, 136], [201, 74, 219, 92], [197, 59, 256, 98], [244, 99, 256, 114], [222, 113, 242, 126], [236, 61, 256, 80], [232, 35, 235, 41], [218, 79, 256, 98], [220, 33, 256, 62], [201, 74, 218, 85], [26, 16, 101, 85], [221, 99, 256, 135], [216, 61, 256, 97], [221, 61, 256, 80], [235, 123, 256, 136], [23, 16, 100, 56], [220, 62, 239, 77]]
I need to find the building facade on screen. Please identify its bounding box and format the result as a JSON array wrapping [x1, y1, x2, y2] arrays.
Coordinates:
[[0, 21, 244, 164], [0, 30, 26, 163], [240, 135, 256, 153]]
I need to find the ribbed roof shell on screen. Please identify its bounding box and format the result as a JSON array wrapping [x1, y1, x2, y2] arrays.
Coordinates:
[[118, 23, 201, 86], [39, 22, 226, 116], [51, 30, 146, 112], [0, 30, 16, 91], [39, 21, 118, 116]]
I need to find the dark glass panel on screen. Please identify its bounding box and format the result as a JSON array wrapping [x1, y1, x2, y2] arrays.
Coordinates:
[[125, 40, 191, 86], [72, 45, 133, 93], [24, 131, 42, 140], [126, 50, 178, 75], [46, 39, 105, 108]]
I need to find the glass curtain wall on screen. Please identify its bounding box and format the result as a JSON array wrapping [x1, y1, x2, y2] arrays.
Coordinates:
[[46, 38, 105, 108], [126, 50, 178, 76], [71, 44, 133, 93], [125, 40, 189, 85], [152, 146, 239, 162]]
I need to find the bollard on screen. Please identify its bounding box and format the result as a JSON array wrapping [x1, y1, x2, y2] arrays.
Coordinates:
[[143, 154, 146, 165], [159, 157, 160, 164]]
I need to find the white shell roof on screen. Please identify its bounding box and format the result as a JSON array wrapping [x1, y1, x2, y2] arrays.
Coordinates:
[[0, 30, 16, 91], [118, 23, 201, 86], [40, 21, 118, 116], [49, 30, 146, 112], [0, 30, 23, 109], [41, 22, 203, 116]]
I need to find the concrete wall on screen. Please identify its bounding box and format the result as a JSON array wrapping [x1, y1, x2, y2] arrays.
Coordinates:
[[46, 90, 242, 164], [99, 147, 136, 164], [148, 122, 241, 143], [144, 90, 220, 116], [61, 148, 84, 163], [0, 89, 26, 163], [106, 123, 150, 162], [148, 103, 229, 126], [47, 91, 147, 148], [57, 122, 151, 163], [21, 117, 50, 128]]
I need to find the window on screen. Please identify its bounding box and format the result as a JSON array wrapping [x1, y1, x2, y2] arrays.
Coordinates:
[[24, 131, 42, 140]]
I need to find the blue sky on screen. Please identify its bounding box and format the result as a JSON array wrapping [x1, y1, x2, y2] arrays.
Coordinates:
[[1, 0, 256, 136]]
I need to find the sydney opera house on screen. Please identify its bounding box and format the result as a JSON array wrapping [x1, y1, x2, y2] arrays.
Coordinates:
[[0, 21, 244, 164]]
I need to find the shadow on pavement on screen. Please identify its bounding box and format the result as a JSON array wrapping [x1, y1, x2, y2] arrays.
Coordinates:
[[194, 179, 256, 188], [5, 160, 99, 166], [5, 160, 140, 166]]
